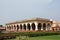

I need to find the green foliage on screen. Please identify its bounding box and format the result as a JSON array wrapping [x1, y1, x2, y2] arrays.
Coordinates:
[[7, 35, 60, 40], [0, 31, 60, 40], [16, 31, 60, 37], [6, 36, 29, 40], [16, 36, 29, 40]]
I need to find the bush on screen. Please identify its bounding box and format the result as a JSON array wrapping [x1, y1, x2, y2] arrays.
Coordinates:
[[16, 31, 60, 37], [0, 31, 60, 38], [18, 36, 29, 40]]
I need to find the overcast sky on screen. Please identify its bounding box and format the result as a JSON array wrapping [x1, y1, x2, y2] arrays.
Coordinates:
[[0, 0, 60, 25]]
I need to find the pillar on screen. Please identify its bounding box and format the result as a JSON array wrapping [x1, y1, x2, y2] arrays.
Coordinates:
[[22, 24, 24, 31], [12, 25, 14, 31], [10, 25, 12, 31], [30, 23, 32, 31], [41, 23, 43, 30], [18, 24, 20, 31], [15, 24, 17, 31], [46, 24, 48, 31], [8, 25, 10, 31], [26, 23, 28, 31], [35, 22, 38, 31], [6, 25, 9, 31]]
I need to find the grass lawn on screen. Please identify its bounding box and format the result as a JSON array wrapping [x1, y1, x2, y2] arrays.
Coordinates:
[[29, 35, 60, 40], [8, 35, 60, 40]]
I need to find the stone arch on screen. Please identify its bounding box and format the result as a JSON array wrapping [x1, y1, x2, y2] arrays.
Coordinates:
[[47, 23, 51, 27], [43, 23, 46, 30], [23, 24, 26, 30], [53, 28, 54, 31], [38, 23, 41, 30], [17, 25, 19, 31], [14, 25, 16, 29], [20, 24, 22, 30], [31, 23, 35, 30], [27, 23, 30, 30], [11, 25, 13, 29]]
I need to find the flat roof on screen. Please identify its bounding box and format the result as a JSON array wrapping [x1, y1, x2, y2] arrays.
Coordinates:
[[6, 18, 51, 25]]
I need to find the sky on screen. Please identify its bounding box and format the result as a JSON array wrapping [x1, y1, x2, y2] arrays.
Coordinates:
[[0, 0, 60, 25]]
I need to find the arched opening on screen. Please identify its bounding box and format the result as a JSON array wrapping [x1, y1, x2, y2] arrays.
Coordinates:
[[43, 23, 46, 30], [9, 26, 11, 30], [59, 28, 60, 30], [7, 26, 11, 30], [17, 25, 19, 31], [14, 25, 16, 29], [38, 23, 41, 30], [23, 24, 26, 30], [27, 23, 30, 30], [47, 23, 51, 30], [53, 28, 54, 31], [32, 23, 35, 30], [20, 24, 22, 30]]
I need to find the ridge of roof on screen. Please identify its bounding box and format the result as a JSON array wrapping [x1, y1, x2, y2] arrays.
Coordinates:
[[6, 17, 50, 25]]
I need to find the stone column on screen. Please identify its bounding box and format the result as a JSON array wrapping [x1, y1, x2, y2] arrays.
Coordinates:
[[11, 25, 12, 31], [30, 23, 32, 31], [22, 24, 24, 31], [46, 24, 48, 31], [18, 24, 20, 31], [9, 25, 11, 31], [10, 25, 13, 31], [15, 24, 17, 31], [20, 24, 22, 31], [49, 24, 51, 30], [8, 25, 10, 31], [35, 22, 38, 31], [26, 23, 28, 31], [16, 24, 20, 31], [5, 25, 8, 31], [13, 25, 15, 31], [10, 25, 12, 31], [41, 23, 43, 31], [8, 25, 11, 31], [12, 25, 14, 31]]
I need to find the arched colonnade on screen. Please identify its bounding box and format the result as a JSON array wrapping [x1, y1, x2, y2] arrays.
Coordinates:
[[6, 22, 51, 31]]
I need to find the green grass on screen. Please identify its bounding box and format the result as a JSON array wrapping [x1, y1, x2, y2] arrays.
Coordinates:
[[8, 35, 60, 40], [29, 35, 60, 40]]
